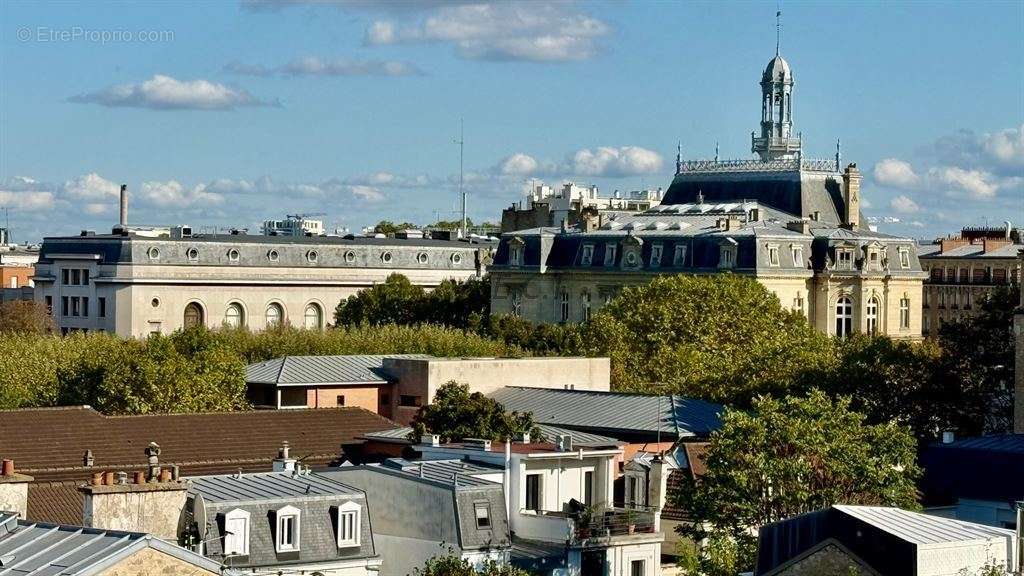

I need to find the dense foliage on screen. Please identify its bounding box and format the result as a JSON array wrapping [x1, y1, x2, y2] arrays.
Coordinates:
[[372, 220, 418, 235], [0, 324, 519, 414], [674, 390, 921, 574], [334, 273, 491, 330], [0, 301, 54, 335], [413, 549, 532, 576], [410, 381, 542, 443]]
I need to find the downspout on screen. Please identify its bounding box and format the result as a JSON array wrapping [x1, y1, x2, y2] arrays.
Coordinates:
[[504, 441, 512, 523]]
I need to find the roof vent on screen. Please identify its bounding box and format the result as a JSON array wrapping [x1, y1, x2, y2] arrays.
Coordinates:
[[464, 438, 492, 452]]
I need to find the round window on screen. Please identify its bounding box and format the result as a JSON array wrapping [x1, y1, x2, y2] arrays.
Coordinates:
[[381, 251, 393, 263], [227, 249, 240, 261], [147, 247, 160, 260], [626, 252, 638, 266], [267, 249, 279, 262], [417, 252, 428, 264], [186, 247, 199, 261], [307, 250, 319, 263], [451, 253, 462, 264], [151, 297, 160, 308], [344, 251, 356, 263]]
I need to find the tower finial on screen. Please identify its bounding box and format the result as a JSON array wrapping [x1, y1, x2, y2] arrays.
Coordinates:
[[715, 141, 720, 162], [676, 140, 683, 174], [776, 6, 782, 56], [835, 138, 842, 171]]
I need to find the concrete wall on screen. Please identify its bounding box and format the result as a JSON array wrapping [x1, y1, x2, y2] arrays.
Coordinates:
[[99, 547, 216, 576], [0, 478, 30, 519], [605, 540, 662, 576], [82, 484, 188, 540]]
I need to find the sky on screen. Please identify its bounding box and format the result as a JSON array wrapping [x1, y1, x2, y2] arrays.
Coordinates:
[[0, 0, 1021, 243]]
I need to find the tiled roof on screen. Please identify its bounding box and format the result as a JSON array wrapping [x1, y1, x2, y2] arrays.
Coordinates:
[[0, 512, 225, 575], [489, 387, 724, 438], [26, 483, 84, 526], [188, 471, 362, 503], [0, 406, 398, 485], [246, 354, 431, 385]]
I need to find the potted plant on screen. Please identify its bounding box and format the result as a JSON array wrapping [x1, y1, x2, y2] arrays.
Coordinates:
[[576, 505, 594, 540], [624, 508, 637, 535]]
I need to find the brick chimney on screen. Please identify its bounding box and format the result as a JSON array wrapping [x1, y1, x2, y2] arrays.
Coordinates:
[[0, 459, 34, 519], [842, 163, 861, 230], [79, 442, 188, 539]]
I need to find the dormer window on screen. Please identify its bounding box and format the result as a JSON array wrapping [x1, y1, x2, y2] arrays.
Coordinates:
[[791, 245, 804, 267], [899, 248, 910, 269], [336, 501, 361, 548], [509, 238, 525, 266], [474, 502, 491, 529], [673, 245, 687, 266], [650, 244, 663, 268], [581, 244, 594, 266], [767, 244, 780, 267], [223, 508, 250, 557], [719, 239, 737, 269], [604, 243, 617, 267], [275, 505, 301, 553], [836, 249, 853, 270]]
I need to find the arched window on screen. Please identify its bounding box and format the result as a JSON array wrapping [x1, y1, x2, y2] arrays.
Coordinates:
[[559, 291, 570, 323], [303, 303, 323, 331], [866, 297, 879, 335], [580, 292, 591, 322], [266, 303, 284, 328], [183, 302, 204, 328], [835, 296, 853, 338], [224, 303, 244, 329], [510, 289, 522, 317]]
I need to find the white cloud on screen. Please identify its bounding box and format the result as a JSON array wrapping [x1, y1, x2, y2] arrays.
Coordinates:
[[873, 158, 920, 188], [69, 75, 278, 110], [225, 56, 424, 77], [83, 203, 110, 215], [570, 146, 663, 177], [62, 173, 120, 201], [499, 153, 539, 175], [364, 2, 610, 62], [889, 195, 920, 214], [0, 190, 55, 211], [341, 172, 433, 188], [349, 185, 385, 202], [981, 124, 1024, 168], [928, 166, 999, 199], [139, 180, 225, 208]]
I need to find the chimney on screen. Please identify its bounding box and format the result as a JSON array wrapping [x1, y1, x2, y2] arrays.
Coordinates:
[[787, 219, 811, 234], [842, 164, 861, 230], [273, 440, 297, 472], [0, 459, 34, 519], [79, 445, 188, 540], [648, 455, 670, 532], [119, 184, 128, 228], [464, 438, 492, 452]]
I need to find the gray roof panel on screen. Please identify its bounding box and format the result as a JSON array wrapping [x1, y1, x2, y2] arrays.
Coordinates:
[[246, 354, 432, 386], [833, 505, 1014, 545], [188, 471, 362, 503]]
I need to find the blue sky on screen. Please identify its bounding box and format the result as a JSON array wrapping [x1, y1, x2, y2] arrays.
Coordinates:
[[1, 0, 1021, 242]]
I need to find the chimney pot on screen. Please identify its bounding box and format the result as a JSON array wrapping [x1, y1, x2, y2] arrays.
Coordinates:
[[103, 471, 115, 486], [158, 469, 172, 483], [1, 459, 14, 476], [133, 471, 146, 484], [116, 471, 128, 485], [91, 472, 104, 486], [171, 464, 180, 481]]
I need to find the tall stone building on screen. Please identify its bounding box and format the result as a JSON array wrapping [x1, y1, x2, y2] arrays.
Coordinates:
[[1015, 248, 1024, 433], [488, 47, 926, 339]]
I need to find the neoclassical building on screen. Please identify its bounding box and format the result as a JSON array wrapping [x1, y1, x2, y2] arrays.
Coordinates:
[[34, 230, 492, 337], [490, 49, 926, 339]]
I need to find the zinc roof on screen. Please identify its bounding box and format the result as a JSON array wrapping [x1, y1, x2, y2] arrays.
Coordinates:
[[833, 505, 1014, 546], [246, 354, 431, 386], [378, 458, 501, 488], [188, 471, 362, 503], [489, 387, 724, 438]]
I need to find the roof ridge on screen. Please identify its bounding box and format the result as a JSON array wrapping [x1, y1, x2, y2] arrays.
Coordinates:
[[276, 355, 289, 384]]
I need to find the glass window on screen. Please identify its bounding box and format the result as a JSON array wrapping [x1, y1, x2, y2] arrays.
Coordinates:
[[98, 297, 106, 318], [184, 302, 203, 328], [559, 291, 570, 323], [835, 296, 853, 338], [650, 244, 663, 268], [866, 297, 879, 335], [399, 395, 422, 407], [61, 269, 69, 285], [631, 560, 646, 576], [303, 303, 322, 330], [474, 503, 491, 529], [768, 246, 779, 266], [71, 269, 81, 285], [61, 296, 69, 316], [899, 249, 910, 269], [223, 509, 250, 557], [899, 297, 910, 330], [266, 303, 284, 328], [604, 244, 617, 266], [82, 297, 89, 318], [719, 246, 735, 269], [276, 506, 300, 552], [673, 245, 687, 266], [45, 296, 53, 315], [224, 303, 244, 329], [580, 292, 591, 322], [793, 294, 804, 316], [583, 470, 594, 506], [82, 270, 90, 285], [792, 246, 804, 267], [337, 502, 361, 547], [525, 474, 541, 512], [510, 289, 522, 317], [836, 250, 853, 270], [581, 244, 594, 266]]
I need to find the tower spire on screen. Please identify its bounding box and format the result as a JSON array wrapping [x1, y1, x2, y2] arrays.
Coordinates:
[[776, 7, 782, 56], [675, 140, 683, 174]]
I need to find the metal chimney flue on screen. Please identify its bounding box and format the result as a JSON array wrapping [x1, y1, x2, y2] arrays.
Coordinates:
[[119, 184, 128, 227]]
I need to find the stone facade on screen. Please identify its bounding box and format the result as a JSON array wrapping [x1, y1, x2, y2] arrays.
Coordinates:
[[81, 482, 189, 541], [33, 232, 493, 337], [772, 542, 873, 576], [0, 473, 32, 519], [99, 547, 217, 576]]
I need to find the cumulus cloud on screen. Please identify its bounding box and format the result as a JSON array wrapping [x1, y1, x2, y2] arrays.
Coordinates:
[[889, 195, 920, 213], [571, 147, 663, 177], [928, 166, 999, 199], [340, 172, 433, 188], [225, 56, 424, 77], [982, 124, 1024, 168], [139, 180, 225, 208], [68, 75, 279, 110], [873, 158, 920, 188], [62, 173, 120, 201], [349, 185, 385, 202], [499, 153, 539, 175], [364, 2, 611, 62]]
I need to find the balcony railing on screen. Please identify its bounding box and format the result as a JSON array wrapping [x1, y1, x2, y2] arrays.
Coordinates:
[[572, 504, 657, 544]]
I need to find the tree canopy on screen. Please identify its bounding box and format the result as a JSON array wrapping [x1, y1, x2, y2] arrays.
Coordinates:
[[372, 220, 418, 235], [410, 381, 541, 443], [674, 390, 921, 574], [334, 273, 491, 330], [413, 550, 531, 576], [0, 301, 54, 335]]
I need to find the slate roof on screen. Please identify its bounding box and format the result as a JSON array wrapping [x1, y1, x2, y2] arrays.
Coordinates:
[[918, 242, 1023, 259], [246, 354, 431, 386], [188, 471, 364, 503], [489, 387, 724, 438], [0, 512, 225, 575], [0, 406, 399, 524]]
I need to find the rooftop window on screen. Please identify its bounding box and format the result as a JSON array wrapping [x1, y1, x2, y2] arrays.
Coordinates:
[[336, 501, 361, 548], [275, 505, 301, 553], [223, 508, 250, 557]]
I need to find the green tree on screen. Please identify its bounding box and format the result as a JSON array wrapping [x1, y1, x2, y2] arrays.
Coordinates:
[[410, 381, 541, 443], [674, 390, 920, 573], [422, 276, 492, 329], [373, 220, 419, 235], [0, 301, 54, 334], [334, 273, 426, 326], [581, 274, 834, 404], [414, 548, 532, 576]]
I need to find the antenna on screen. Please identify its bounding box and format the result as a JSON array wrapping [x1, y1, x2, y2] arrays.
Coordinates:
[[454, 118, 466, 239], [776, 5, 782, 55], [715, 141, 720, 162]]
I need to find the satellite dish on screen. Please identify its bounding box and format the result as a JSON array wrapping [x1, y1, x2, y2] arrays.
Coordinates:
[[193, 493, 208, 537]]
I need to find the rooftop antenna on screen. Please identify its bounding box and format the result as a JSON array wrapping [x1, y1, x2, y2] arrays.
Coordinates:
[[776, 5, 782, 56], [715, 141, 720, 162], [454, 118, 466, 238]]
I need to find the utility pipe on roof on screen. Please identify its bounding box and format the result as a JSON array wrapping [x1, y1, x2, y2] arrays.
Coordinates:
[[504, 441, 511, 522]]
